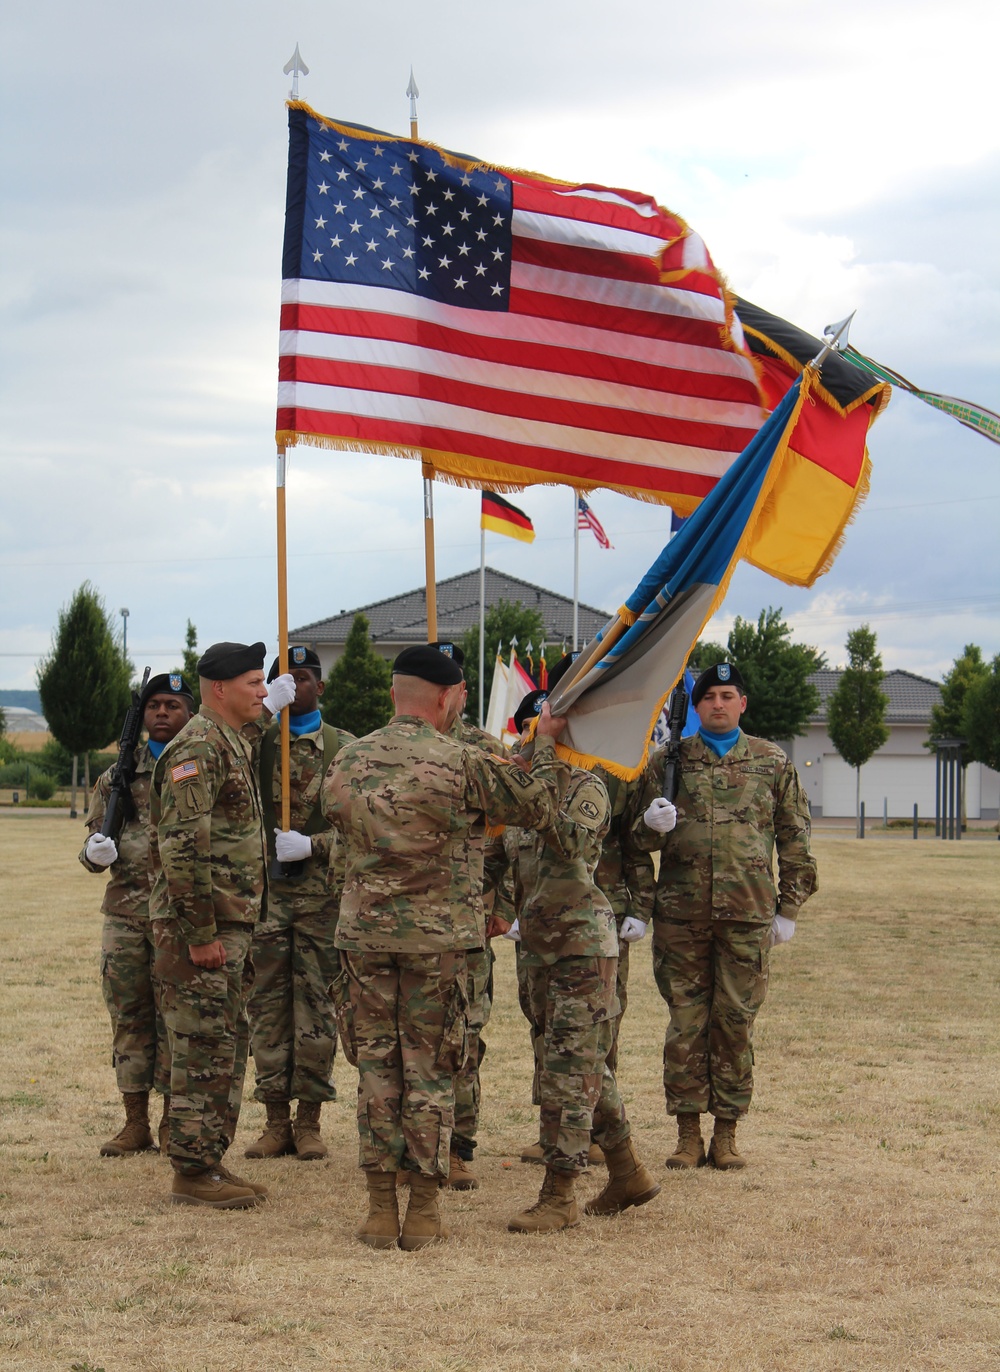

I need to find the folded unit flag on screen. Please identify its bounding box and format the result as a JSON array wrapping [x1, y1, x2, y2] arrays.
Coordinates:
[[577, 495, 612, 548], [542, 372, 817, 779], [481, 490, 535, 542], [277, 103, 763, 507]]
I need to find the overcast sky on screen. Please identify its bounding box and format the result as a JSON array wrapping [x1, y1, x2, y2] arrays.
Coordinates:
[[2, 0, 998, 691]]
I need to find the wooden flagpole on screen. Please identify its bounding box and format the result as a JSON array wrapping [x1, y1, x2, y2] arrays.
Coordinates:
[[572, 489, 580, 651], [276, 445, 291, 830], [408, 70, 438, 644]]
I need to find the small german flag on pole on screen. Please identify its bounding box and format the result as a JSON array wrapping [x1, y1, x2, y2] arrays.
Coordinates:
[[481, 490, 535, 543]]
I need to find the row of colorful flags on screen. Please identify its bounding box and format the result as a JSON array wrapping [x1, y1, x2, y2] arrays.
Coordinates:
[[479, 490, 611, 548]]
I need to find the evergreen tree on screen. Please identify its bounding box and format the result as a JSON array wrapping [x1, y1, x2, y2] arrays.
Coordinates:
[[962, 652, 1000, 773], [322, 614, 393, 736], [690, 608, 824, 740], [37, 583, 133, 815], [461, 600, 546, 724], [928, 644, 987, 767], [826, 624, 890, 825]]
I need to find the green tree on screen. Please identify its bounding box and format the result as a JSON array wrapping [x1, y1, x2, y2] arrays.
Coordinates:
[[689, 608, 824, 740], [322, 614, 393, 736], [173, 619, 202, 710], [461, 600, 546, 725], [37, 583, 133, 816], [928, 644, 987, 767], [826, 624, 890, 827], [963, 653, 1000, 772]]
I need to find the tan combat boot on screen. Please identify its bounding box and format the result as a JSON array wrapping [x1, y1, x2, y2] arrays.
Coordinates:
[[399, 1174, 450, 1250], [170, 1166, 263, 1209], [519, 1140, 545, 1164], [293, 1101, 328, 1161], [584, 1137, 661, 1216], [214, 1163, 270, 1199], [447, 1149, 479, 1190], [358, 1171, 400, 1250], [708, 1117, 746, 1170], [157, 1095, 171, 1155], [508, 1167, 580, 1233], [587, 1142, 606, 1167], [666, 1113, 706, 1170], [244, 1101, 294, 1158], [100, 1091, 155, 1157]]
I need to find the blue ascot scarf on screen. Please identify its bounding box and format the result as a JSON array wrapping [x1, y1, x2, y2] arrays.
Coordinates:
[[148, 739, 167, 760], [698, 725, 741, 758], [287, 708, 323, 736]]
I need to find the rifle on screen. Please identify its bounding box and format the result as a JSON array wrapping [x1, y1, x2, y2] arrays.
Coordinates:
[[660, 679, 689, 803], [101, 667, 151, 842]]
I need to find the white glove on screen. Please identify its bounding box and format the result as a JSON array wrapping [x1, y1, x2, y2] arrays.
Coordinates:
[[769, 913, 796, 947], [263, 673, 297, 716], [86, 834, 118, 868], [503, 918, 521, 942], [643, 797, 678, 834], [620, 916, 647, 943], [275, 829, 312, 862]]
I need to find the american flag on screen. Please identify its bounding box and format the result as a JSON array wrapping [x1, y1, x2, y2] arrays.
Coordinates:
[[577, 495, 612, 549], [277, 105, 763, 507]]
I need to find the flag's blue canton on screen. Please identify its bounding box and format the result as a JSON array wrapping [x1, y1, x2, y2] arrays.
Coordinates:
[[299, 120, 513, 311]]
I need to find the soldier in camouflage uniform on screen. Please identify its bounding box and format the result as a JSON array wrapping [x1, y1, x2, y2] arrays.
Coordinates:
[[149, 641, 296, 1209], [487, 689, 660, 1233], [320, 645, 569, 1251], [80, 673, 194, 1156], [634, 662, 818, 1169], [245, 647, 354, 1162]]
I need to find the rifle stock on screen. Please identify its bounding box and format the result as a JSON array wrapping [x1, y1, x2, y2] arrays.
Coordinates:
[[101, 667, 151, 841], [660, 682, 689, 803]]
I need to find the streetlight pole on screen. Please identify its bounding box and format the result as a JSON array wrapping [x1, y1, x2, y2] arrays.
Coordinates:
[[120, 607, 129, 663]]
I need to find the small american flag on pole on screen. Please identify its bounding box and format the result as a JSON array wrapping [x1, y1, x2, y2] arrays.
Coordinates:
[[277, 105, 763, 509], [577, 495, 612, 549]]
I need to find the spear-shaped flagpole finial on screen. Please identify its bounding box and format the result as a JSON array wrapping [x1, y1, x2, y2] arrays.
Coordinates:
[[407, 67, 420, 140], [810, 310, 856, 370], [283, 43, 310, 100]]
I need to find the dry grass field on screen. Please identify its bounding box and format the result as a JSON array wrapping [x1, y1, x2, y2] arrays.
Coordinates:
[[2, 817, 999, 1372]]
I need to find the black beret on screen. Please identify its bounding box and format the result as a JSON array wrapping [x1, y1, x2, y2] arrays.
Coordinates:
[[545, 652, 579, 694], [196, 641, 266, 681], [139, 673, 194, 710], [691, 662, 746, 706], [513, 689, 548, 733], [267, 646, 321, 682], [430, 641, 465, 669], [392, 645, 464, 686]]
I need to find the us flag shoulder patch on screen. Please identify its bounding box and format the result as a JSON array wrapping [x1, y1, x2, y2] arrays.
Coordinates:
[[171, 760, 200, 783]]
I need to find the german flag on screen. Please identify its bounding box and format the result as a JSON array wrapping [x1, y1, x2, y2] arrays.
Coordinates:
[[481, 490, 535, 543]]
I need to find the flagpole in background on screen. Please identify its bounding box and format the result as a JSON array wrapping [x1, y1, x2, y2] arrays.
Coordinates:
[[572, 490, 580, 651], [479, 521, 486, 726], [406, 71, 439, 643]]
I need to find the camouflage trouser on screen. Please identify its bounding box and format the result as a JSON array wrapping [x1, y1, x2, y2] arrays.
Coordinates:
[[332, 949, 469, 1179], [100, 914, 169, 1095], [152, 919, 254, 1176], [520, 954, 630, 1175], [606, 925, 630, 1074], [518, 938, 629, 1079], [452, 945, 493, 1157], [248, 904, 338, 1104], [652, 919, 770, 1119]]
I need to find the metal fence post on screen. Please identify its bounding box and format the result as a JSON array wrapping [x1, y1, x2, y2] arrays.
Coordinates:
[[913, 803, 918, 840], [859, 800, 865, 840]]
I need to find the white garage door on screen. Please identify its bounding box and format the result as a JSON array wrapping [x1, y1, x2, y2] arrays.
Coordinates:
[[821, 754, 949, 819]]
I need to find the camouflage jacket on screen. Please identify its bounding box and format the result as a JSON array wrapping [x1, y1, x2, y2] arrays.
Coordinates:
[[633, 732, 818, 925], [79, 744, 155, 921], [485, 765, 618, 965], [148, 706, 268, 944], [260, 719, 355, 915], [592, 766, 656, 927], [321, 716, 567, 954]]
